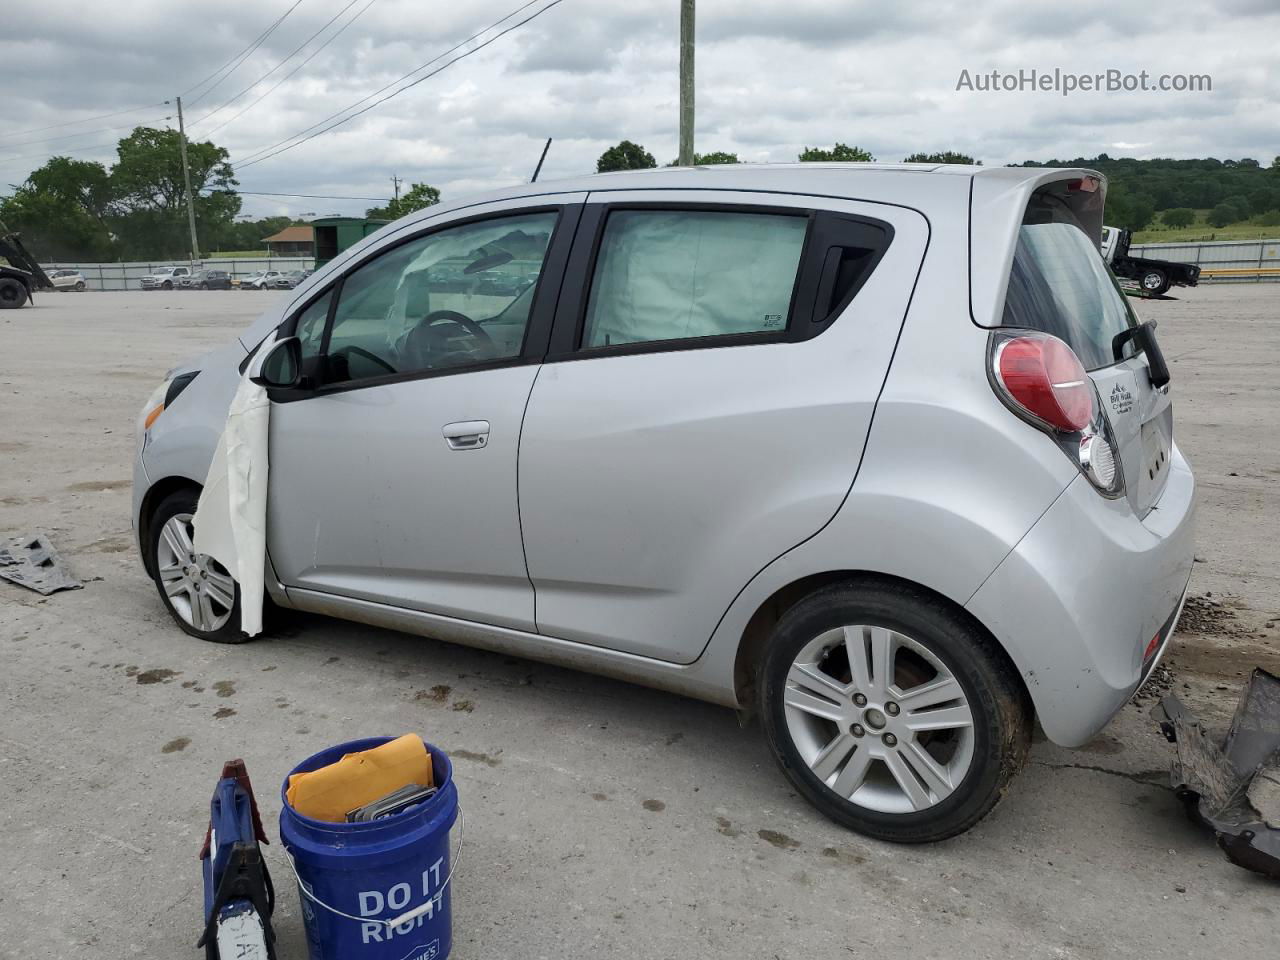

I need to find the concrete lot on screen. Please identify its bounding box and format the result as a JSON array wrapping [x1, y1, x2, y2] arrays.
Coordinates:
[[2, 286, 1278, 959]]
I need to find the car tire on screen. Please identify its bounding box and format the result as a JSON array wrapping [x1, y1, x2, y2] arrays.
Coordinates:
[[0, 277, 27, 308], [162, 280, 173, 290], [200, 282, 209, 290], [75, 281, 86, 291], [759, 580, 1031, 843], [1141, 269, 1168, 296], [148, 489, 252, 644]]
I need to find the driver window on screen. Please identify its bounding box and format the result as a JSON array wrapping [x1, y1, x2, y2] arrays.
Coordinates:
[[321, 210, 559, 385]]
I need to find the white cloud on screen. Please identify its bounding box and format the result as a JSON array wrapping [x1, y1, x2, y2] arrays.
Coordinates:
[[1, 0, 1276, 217]]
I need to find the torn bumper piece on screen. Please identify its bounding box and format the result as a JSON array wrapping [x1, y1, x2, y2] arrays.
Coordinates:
[[1152, 668, 1280, 880], [0, 533, 81, 594]]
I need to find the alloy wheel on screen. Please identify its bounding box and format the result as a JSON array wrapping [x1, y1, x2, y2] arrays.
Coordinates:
[[155, 513, 235, 632], [782, 624, 975, 814]]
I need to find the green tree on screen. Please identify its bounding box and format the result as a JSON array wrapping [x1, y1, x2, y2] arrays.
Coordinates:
[[1160, 207, 1195, 228], [1259, 210, 1280, 227], [1208, 202, 1238, 228], [0, 156, 115, 259], [365, 182, 441, 221], [693, 151, 738, 165], [1221, 194, 1252, 220], [903, 151, 979, 164], [109, 126, 239, 258], [798, 143, 875, 162], [596, 140, 657, 173]]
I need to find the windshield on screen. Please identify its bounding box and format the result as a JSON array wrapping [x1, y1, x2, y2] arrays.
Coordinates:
[[1001, 219, 1137, 370]]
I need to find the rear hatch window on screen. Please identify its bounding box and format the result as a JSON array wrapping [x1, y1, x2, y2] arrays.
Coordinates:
[[1001, 214, 1138, 370]]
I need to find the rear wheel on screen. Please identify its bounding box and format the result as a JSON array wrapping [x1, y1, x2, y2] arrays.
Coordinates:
[[148, 489, 250, 644], [1141, 269, 1168, 296], [0, 277, 27, 308], [74, 280, 86, 291], [759, 581, 1031, 843]]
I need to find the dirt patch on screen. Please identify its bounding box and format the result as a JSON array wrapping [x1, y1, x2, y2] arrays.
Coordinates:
[[213, 707, 236, 719], [821, 846, 868, 866], [414, 685, 451, 704], [0, 441, 29, 453], [1132, 663, 1176, 706], [1079, 733, 1127, 756], [591, 792, 609, 801], [451, 749, 501, 767], [212, 680, 236, 698], [450, 700, 475, 713], [161, 737, 190, 753], [324, 656, 340, 665], [86, 533, 134, 554], [642, 798, 666, 812], [758, 829, 800, 849], [66, 479, 131, 492], [135, 668, 180, 685], [715, 816, 741, 837], [665, 732, 684, 746]]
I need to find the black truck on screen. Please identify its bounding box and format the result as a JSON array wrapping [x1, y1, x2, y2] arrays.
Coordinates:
[[0, 229, 53, 308], [1100, 225, 1200, 296]]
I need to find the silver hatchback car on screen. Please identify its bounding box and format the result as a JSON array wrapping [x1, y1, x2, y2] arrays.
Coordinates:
[[133, 164, 1194, 841]]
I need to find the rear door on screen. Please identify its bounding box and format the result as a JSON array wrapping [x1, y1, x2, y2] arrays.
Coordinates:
[[517, 190, 929, 662]]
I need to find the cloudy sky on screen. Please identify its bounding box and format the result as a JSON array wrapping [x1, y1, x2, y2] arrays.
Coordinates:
[[2, 0, 1276, 218]]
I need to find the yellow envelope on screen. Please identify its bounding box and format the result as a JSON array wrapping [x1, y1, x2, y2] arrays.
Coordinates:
[[287, 734, 434, 823]]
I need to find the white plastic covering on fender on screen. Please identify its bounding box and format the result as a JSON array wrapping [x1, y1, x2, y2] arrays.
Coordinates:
[[193, 351, 272, 637]]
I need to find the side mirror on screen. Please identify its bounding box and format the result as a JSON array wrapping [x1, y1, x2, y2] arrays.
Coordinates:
[[251, 336, 303, 389]]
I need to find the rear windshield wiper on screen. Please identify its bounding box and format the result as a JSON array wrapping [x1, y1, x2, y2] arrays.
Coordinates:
[[1112, 319, 1171, 389]]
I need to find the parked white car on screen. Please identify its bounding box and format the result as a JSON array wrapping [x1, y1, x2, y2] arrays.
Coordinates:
[[140, 266, 190, 290], [235, 270, 283, 290], [133, 164, 1194, 842], [48, 269, 86, 291]]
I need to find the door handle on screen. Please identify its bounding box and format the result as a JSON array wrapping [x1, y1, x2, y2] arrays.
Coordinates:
[[442, 420, 490, 450]]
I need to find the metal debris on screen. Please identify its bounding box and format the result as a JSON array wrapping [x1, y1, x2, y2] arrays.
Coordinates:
[[1152, 669, 1280, 880], [0, 533, 82, 595]]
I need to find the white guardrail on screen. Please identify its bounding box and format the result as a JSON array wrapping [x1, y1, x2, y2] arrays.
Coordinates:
[[1129, 238, 1280, 282], [37, 257, 317, 291]]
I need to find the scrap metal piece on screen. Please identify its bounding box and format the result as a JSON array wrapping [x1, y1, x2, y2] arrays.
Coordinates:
[[0, 533, 82, 595], [1152, 669, 1280, 881]]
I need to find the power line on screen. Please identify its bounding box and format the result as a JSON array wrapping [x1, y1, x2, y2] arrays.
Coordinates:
[[206, 0, 380, 138], [0, 115, 172, 151], [235, 0, 562, 170], [210, 189, 392, 201], [185, 0, 306, 108], [192, 0, 370, 130], [0, 102, 168, 142]]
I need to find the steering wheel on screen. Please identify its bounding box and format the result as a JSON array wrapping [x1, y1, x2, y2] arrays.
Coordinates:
[[405, 310, 495, 367]]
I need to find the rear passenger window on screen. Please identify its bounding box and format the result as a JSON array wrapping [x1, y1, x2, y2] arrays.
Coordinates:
[[581, 210, 807, 349]]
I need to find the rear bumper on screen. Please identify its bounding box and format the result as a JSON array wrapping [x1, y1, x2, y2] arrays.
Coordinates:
[[966, 444, 1196, 746]]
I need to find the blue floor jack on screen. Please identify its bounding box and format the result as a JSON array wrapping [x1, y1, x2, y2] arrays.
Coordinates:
[[198, 760, 277, 959]]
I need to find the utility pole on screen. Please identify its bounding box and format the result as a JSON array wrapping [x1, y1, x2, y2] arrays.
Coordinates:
[[391, 175, 402, 204], [678, 0, 695, 166], [175, 96, 200, 262]]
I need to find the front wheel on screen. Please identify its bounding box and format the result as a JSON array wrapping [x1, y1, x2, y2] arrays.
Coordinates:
[[759, 581, 1031, 843], [148, 489, 250, 644], [162, 280, 173, 290]]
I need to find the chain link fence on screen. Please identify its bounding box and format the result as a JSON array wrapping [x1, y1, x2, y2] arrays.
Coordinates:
[[37, 257, 316, 291]]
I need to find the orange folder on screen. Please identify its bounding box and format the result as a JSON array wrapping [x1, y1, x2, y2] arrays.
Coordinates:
[[286, 734, 435, 823]]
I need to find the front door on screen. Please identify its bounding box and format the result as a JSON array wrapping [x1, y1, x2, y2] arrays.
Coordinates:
[[266, 201, 580, 630]]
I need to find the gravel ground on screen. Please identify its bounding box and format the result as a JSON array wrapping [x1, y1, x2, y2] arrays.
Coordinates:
[[1, 285, 1278, 959]]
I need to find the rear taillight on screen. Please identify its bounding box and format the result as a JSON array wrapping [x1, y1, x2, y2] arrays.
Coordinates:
[[994, 334, 1092, 432], [989, 331, 1124, 498]]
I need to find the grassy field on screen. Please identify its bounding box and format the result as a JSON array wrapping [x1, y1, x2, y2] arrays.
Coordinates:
[[1133, 211, 1280, 245], [207, 249, 269, 258]]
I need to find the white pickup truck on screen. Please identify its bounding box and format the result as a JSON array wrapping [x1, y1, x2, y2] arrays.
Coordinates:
[[140, 266, 191, 290]]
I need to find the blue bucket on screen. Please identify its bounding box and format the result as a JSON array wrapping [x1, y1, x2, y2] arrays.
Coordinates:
[[280, 737, 460, 960]]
